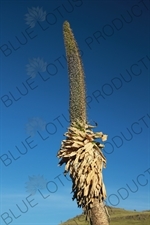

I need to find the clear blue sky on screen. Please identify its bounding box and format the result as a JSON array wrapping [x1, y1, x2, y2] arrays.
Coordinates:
[[0, 0, 150, 224]]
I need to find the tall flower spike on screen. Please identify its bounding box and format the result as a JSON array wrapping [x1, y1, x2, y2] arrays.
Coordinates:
[[57, 21, 109, 225], [63, 21, 86, 125]]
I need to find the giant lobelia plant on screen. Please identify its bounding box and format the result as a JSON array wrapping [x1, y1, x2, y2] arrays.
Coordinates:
[[57, 21, 109, 225]]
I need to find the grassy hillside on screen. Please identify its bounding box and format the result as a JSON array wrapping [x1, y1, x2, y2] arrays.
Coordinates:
[[59, 207, 150, 225]]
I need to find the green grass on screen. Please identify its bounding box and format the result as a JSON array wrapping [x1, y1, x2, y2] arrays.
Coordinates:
[[59, 207, 150, 225]]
